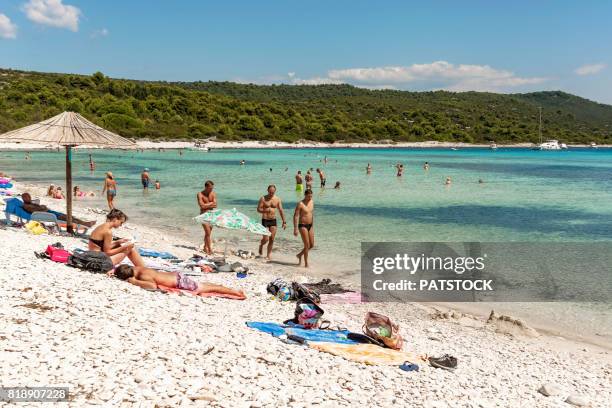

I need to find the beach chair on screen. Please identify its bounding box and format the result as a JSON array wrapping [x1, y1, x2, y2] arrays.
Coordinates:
[[30, 211, 90, 235], [3, 198, 29, 223], [30, 211, 62, 233]]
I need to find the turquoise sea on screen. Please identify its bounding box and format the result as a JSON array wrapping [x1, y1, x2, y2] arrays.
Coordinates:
[[1, 147, 611, 343]]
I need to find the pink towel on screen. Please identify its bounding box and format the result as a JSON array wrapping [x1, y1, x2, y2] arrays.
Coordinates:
[[157, 285, 246, 300]]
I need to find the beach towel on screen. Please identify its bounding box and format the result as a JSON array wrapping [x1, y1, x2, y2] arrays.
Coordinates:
[[0, 178, 10, 184], [321, 292, 363, 304], [157, 285, 246, 300], [138, 248, 178, 259], [246, 322, 358, 344], [309, 342, 426, 366], [0, 183, 13, 189]]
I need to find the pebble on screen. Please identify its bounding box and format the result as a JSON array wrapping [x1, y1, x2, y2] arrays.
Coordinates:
[[565, 394, 589, 406], [538, 383, 565, 397]]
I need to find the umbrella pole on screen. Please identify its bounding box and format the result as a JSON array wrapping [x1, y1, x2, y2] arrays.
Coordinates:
[[65, 146, 74, 234]]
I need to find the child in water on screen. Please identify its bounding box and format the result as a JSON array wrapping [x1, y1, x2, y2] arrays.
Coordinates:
[[155, 180, 161, 190]]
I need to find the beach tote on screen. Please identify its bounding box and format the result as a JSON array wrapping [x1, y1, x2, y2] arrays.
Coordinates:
[[291, 282, 321, 304], [45, 245, 71, 263], [285, 299, 325, 329], [68, 251, 113, 274], [363, 312, 403, 350]]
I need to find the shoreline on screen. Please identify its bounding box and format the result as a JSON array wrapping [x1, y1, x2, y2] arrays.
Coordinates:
[[1, 139, 611, 151], [1, 179, 611, 406], [4, 178, 611, 353]]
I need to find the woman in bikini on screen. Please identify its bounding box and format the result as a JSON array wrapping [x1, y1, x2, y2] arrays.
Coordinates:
[[102, 172, 117, 209], [88, 209, 145, 267]]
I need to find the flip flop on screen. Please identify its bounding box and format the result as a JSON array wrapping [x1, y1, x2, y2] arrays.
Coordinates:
[[399, 362, 420, 372]]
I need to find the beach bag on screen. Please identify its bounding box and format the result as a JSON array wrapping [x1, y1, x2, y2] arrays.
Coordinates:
[[291, 282, 321, 304], [267, 278, 293, 300], [45, 245, 71, 263], [363, 312, 403, 350], [68, 251, 113, 273], [285, 299, 325, 329]]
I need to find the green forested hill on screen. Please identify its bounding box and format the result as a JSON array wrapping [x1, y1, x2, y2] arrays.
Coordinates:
[[1, 68, 611, 144]]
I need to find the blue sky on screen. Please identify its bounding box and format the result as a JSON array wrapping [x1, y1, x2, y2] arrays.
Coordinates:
[[1, 0, 611, 103]]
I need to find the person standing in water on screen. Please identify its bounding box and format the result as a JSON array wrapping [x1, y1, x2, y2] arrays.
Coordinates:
[[316, 168, 326, 188], [141, 168, 150, 190], [295, 171, 304, 192], [197, 180, 217, 254], [89, 154, 95, 171], [366, 163, 372, 174], [445, 176, 452, 186], [397, 164, 404, 177], [102, 172, 117, 209], [257, 185, 287, 260], [305, 170, 314, 190], [293, 189, 315, 268], [424, 162, 430, 170]]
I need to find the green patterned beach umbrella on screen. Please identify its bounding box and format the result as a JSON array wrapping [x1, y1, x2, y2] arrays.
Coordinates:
[[195, 208, 271, 236]]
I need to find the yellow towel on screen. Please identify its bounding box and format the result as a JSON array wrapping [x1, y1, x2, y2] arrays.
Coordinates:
[[309, 342, 427, 366]]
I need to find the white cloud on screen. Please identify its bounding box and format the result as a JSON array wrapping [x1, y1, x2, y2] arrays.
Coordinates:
[[290, 76, 343, 85], [287, 72, 295, 78], [575, 63, 606, 76], [0, 14, 17, 39], [91, 28, 109, 38], [317, 61, 548, 92], [23, 0, 81, 32]]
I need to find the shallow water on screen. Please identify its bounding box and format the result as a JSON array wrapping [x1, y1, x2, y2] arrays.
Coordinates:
[[2, 147, 611, 342]]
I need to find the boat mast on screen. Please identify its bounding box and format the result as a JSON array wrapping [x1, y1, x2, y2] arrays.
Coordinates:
[[538, 106, 542, 144]]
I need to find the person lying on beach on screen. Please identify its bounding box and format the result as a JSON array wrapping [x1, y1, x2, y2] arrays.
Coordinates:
[[197, 180, 217, 254], [293, 189, 315, 268], [74, 186, 95, 197], [21, 193, 95, 227], [257, 184, 287, 260], [47, 185, 56, 197], [88, 209, 145, 267], [114, 264, 246, 297]]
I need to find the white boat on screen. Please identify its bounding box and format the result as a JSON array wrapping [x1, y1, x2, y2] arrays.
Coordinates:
[[538, 140, 562, 150], [560, 143, 568, 149], [192, 142, 209, 152], [590, 142, 598, 149], [490, 142, 498, 150]]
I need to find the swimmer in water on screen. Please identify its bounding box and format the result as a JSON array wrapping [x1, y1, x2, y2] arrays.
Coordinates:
[[445, 176, 452, 186], [397, 164, 404, 177], [424, 162, 430, 170], [366, 163, 372, 174]]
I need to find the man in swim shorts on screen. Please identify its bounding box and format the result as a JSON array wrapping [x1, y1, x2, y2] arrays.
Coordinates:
[[293, 189, 315, 268], [257, 185, 287, 260], [295, 170, 304, 192], [21, 193, 95, 227], [114, 265, 245, 297], [141, 168, 150, 190], [197, 180, 217, 254]]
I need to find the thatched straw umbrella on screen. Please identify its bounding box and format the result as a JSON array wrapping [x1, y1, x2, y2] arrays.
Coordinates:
[[0, 111, 136, 233]]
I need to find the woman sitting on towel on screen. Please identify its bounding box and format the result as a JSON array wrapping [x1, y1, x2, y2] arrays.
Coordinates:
[[114, 264, 246, 298], [88, 209, 145, 267]]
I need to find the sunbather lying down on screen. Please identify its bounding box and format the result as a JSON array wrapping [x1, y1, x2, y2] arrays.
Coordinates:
[[114, 265, 246, 298]]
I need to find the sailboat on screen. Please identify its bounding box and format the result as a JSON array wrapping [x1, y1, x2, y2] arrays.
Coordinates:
[[535, 107, 561, 150]]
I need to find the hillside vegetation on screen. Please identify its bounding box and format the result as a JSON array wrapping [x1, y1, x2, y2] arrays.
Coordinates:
[[1, 68, 611, 144]]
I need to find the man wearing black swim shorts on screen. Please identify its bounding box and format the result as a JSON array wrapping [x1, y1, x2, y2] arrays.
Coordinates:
[[257, 185, 287, 260], [293, 189, 315, 268]]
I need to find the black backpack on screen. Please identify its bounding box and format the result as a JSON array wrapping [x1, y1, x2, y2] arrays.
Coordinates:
[[68, 251, 114, 273]]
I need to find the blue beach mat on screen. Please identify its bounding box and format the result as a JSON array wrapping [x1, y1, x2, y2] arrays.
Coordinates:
[[246, 322, 358, 345], [138, 248, 178, 259], [0, 183, 14, 189]]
